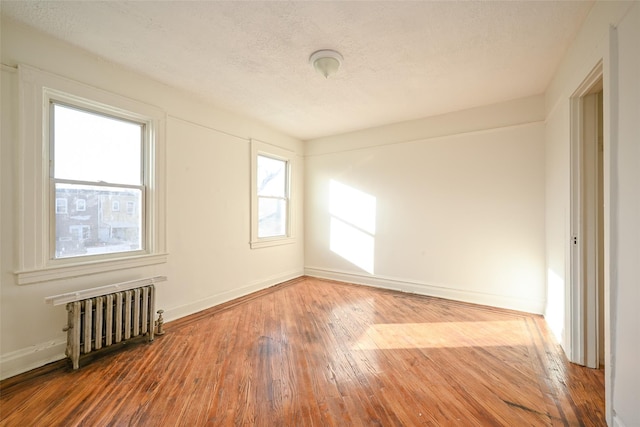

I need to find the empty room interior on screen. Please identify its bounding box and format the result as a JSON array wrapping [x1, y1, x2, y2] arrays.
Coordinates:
[[1, 1, 639, 426]]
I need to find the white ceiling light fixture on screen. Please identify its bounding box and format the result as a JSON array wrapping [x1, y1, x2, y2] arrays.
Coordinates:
[[309, 49, 343, 78]]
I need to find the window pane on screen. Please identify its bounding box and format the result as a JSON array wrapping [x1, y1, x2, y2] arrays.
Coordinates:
[[258, 197, 286, 238], [257, 155, 286, 197], [54, 183, 142, 259], [53, 104, 142, 185], [55, 198, 67, 214]]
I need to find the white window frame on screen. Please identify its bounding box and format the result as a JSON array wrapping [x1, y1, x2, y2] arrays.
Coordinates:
[[112, 200, 120, 211], [250, 139, 295, 249], [16, 65, 167, 285], [75, 198, 86, 212]]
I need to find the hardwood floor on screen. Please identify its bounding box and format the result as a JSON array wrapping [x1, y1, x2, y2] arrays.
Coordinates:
[[0, 277, 605, 426]]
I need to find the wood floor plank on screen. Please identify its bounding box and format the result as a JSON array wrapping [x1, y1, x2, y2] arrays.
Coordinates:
[[0, 277, 605, 426]]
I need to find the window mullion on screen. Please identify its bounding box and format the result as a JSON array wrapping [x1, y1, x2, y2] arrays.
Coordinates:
[[53, 178, 144, 191], [257, 195, 288, 201]]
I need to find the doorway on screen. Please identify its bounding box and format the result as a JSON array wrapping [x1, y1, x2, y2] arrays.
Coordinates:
[[570, 63, 604, 369]]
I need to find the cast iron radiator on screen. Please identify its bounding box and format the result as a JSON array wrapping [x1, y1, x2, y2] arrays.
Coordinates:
[[46, 276, 166, 370]]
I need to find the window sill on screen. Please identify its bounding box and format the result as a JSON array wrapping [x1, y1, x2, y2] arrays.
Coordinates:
[[250, 237, 296, 249], [15, 253, 168, 285]]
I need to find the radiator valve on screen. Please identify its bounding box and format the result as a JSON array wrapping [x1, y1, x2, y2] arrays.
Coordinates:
[[155, 309, 165, 335]]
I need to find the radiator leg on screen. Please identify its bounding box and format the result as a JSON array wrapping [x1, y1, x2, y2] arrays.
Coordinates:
[[65, 302, 81, 370]]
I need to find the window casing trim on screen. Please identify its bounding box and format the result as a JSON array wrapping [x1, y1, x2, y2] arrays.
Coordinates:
[[15, 253, 168, 286], [16, 64, 167, 285], [250, 139, 296, 249]]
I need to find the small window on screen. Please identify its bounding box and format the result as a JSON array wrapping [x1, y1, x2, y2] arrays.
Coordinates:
[[250, 140, 295, 248], [75, 199, 86, 212], [126, 201, 135, 215], [257, 155, 288, 238], [112, 200, 120, 211], [55, 198, 67, 214]]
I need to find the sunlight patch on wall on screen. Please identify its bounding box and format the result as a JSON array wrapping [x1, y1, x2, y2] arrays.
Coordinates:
[[545, 269, 565, 344], [354, 321, 528, 350], [329, 180, 376, 274], [330, 218, 375, 274]]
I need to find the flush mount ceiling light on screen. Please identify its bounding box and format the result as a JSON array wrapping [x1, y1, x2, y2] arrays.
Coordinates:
[[309, 49, 343, 78]]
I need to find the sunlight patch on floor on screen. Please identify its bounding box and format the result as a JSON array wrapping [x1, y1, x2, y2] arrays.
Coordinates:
[[354, 320, 527, 350]]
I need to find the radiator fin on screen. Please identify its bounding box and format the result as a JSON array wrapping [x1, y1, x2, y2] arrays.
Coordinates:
[[83, 299, 92, 354], [94, 297, 103, 351]]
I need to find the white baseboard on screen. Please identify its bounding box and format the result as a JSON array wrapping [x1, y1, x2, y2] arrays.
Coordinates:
[[0, 339, 67, 381], [304, 266, 545, 314], [613, 414, 627, 427], [0, 269, 304, 381], [162, 269, 305, 323]]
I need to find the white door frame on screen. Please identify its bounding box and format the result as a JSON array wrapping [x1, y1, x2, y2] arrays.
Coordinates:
[[568, 61, 604, 368]]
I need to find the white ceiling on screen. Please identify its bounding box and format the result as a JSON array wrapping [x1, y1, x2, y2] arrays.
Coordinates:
[[1, 1, 593, 141]]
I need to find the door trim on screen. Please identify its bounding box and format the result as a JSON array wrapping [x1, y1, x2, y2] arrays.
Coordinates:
[[569, 61, 603, 367]]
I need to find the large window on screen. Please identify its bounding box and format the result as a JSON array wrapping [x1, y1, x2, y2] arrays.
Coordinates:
[[16, 65, 167, 285], [250, 140, 295, 248], [51, 103, 144, 259]]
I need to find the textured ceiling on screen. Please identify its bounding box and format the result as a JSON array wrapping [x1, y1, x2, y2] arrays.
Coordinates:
[[1, 1, 593, 140]]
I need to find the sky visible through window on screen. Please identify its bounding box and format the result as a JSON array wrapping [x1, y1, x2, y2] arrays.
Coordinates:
[[53, 104, 142, 185]]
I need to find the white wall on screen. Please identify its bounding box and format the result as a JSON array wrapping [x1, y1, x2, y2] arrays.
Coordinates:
[[0, 18, 304, 380], [609, 4, 640, 426], [544, 2, 638, 425], [305, 97, 546, 314]]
